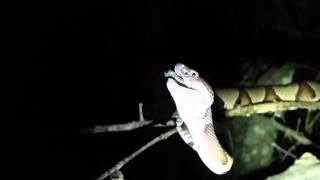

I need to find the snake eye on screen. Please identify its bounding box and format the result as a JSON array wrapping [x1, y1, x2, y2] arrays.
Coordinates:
[[180, 66, 199, 78], [182, 69, 189, 76], [189, 70, 199, 78]]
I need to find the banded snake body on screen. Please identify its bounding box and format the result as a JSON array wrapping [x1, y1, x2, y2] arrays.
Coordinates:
[[166, 63, 320, 175]]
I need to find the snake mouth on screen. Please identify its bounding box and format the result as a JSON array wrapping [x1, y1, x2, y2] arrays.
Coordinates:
[[165, 70, 193, 89], [165, 70, 186, 85]]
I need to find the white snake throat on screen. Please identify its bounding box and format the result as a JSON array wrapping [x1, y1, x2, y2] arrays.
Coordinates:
[[166, 63, 320, 175], [166, 63, 233, 175]]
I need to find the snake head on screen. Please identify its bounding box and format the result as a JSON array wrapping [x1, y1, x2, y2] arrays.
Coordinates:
[[166, 63, 214, 108], [166, 63, 214, 133]]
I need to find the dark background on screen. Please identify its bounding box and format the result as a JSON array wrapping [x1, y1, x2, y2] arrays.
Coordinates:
[[7, 0, 320, 179]]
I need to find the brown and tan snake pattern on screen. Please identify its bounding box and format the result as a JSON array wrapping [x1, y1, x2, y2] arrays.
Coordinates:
[[166, 63, 320, 175]]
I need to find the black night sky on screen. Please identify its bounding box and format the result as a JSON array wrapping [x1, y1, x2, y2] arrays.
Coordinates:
[[8, 0, 320, 180]]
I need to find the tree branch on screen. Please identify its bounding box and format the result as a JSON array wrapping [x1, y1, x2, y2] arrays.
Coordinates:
[[271, 118, 312, 146], [84, 102, 175, 133], [225, 101, 320, 117], [96, 128, 178, 180]]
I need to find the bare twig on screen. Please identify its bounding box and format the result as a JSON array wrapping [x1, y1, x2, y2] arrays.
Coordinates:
[[84, 103, 175, 133], [152, 120, 175, 127], [86, 120, 154, 133], [271, 118, 312, 146], [226, 129, 234, 153], [85, 120, 176, 134], [272, 142, 297, 159], [305, 111, 320, 134], [96, 128, 178, 180], [138, 102, 144, 121], [296, 118, 301, 132], [312, 111, 320, 131], [281, 144, 298, 161]]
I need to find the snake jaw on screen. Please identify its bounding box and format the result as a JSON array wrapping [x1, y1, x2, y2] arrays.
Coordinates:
[[175, 63, 214, 104]]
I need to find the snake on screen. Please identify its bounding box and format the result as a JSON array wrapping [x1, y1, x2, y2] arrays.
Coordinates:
[[165, 63, 320, 175]]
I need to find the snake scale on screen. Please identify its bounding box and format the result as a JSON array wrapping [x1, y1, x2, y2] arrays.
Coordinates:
[[165, 63, 320, 175]]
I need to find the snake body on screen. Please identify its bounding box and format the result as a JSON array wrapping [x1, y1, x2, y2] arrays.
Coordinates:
[[215, 81, 320, 110], [166, 63, 233, 175], [166, 63, 320, 175]]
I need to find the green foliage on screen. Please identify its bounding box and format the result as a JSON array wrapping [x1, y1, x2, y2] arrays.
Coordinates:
[[229, 115, 278, 176], [257, 63, 296, 85]]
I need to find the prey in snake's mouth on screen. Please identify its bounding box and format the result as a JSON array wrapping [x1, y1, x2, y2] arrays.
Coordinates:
[[164, 69, 192, 89]]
